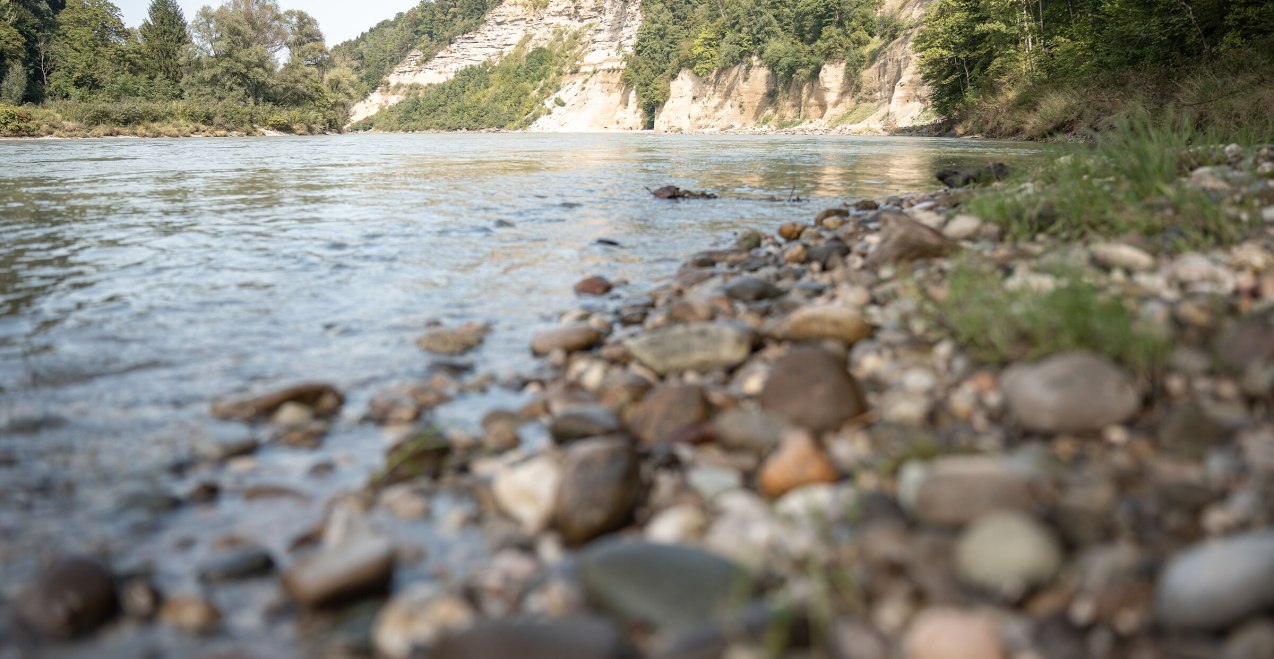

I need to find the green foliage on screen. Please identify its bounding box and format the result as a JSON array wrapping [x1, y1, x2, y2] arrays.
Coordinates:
[[46, 0, 130, 99], [1, 60, 24, 101], [931, 260, 1169, 375], [622, 0, 889, 126], [964, 118, 1258, 247], [0, 101, 34, 132], [356, 32, 581, 132], [330, 0, 501, 100], [137, 0, 188, 90]]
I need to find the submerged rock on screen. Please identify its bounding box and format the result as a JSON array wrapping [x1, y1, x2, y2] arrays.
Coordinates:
[[197, 544, 275, 582], [417, 323, 490, 355], [14, 556, 118, 638]]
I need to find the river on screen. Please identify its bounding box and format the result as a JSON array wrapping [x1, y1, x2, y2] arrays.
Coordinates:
[[0, 133, 1041, 653]]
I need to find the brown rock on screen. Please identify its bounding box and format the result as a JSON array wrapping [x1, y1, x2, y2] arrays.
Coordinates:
[[159, 596, 221, 635], [764, 305, 872, 345], [902, 608, 1005, 659], [865, 211, 958, 268], [14, 556, 118, 638], [417, 323, 490, 355], [531, 323, 602, 356], [758, 430, 838, 497], [628, 384, 710, 445], [778, 223, 805, 241], [906, 456, 1037, 526], [555, 438, 641, 546], [212, 383, 343, 422], [782, 243, 808, 264], [283, 535, 396, 608], [815, 208, 850, 226], [575, 276, 614, 296], [760, 347, 868, 432]]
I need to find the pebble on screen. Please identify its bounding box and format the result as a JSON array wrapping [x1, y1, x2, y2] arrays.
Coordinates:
[[211, 382, 343, 421], [578, 540, 749, 633], [757, 430, 839, 498], [282, 535, 396, 608], [1091, 243, 1156, 271], [1001, 351, 1140, 433], [902, 607, 1005, 659], [763, 304, 872, 345], [493, 454, 561, 533], [430, 617, 628, 659], [955, 511, 1063, 599], [628, 384, 709, 445], [530, 323, 602, 355], [14, 556, 118, 638], [625, 322, 754, 374], [899, 455, 1037, 525], [1156, 531, 1274, 630], [554, 437, 641, 545], [158, 596, 221, 635], [550, 404, 622, 442], [942, 214, 983, 240], [373, 583, 477, 659], [865, 211, 958, 267], [760, 346, 868, 431], [723, 276, 784, 301], [575, 275, 613, 296], [416, 323, 489, 355], [711, 407, 786, 454], [197, 544, 275, 582], [645, 504, 709, 544]]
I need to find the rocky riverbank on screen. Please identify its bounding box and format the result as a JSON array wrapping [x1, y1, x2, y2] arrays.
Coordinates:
[[7, 144, 1274, 658]]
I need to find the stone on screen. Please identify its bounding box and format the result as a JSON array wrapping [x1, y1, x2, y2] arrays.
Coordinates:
[[431, 617, 628, 659], [416, 323, 490, 355], [1224, 620, 1274, 659], [778, 223, 805, 241], [212, 383, 343, 421], [865, 211, 958, 268], [902, 608, 1005, 659], [578, 540, 749, 633], [628, 384, 710, 445], [900, 456, 1036, 526], [373, 583, 477, 659], [935, 162, 1009, 188], [942, 214, 983, 240], [1159, 404, 1231, 458], [1001, 352, 1140, 433], [734, 230, 763, 250], [1217, 309, 1274, 371], [955, 511, 1063, 599], [1091, 243, 1156, 272], [723, 277, 784, 302], [493, 454, 561, 533], [626, 322, 754, 375], [531, 323, 602, 356], [198, 544, 275, 582], [1156, 531, 1274, 630], [646, 504, 709, 544], [159, 596, 221, 635], [550, 404, 622, 442], [555, 438, 641, 546], [763, 304, 872, 345], [760, 346, 868, 431], [712, 407, 786, 454], [119, 577, 161, 620], [815, 208, 850, 225], [575, 276, 614, 296], [687, 466, 744, 501], [757, 430, 839, 498], [14, 556, 118, 638], [283, 535, 396, 608]]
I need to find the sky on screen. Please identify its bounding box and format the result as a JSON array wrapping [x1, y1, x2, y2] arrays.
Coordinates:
[[115, 0, 422, 46]]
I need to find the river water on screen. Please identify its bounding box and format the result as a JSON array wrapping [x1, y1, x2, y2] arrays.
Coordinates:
[[0, 133, 1040, 648]]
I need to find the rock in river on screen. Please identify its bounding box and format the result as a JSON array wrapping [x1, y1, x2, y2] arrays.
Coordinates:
[[1001, 351, 1140, 433], [283, 535, 396, 608], [212, 383, 343, 422], [575, 275, 614, 296], [578, 540, 750, 633], [531, 323, 603, 356], [626, 322, 754, 375], [417, 323, 490, 355], [431, 617, 628, 659], [198, 544, 275, 582], [1156, 531, 1274, 630], [628, 384, 710, 445], [555, 437, 641, 546], [14, 556, 118, 638], [760, 346, 868, 431]]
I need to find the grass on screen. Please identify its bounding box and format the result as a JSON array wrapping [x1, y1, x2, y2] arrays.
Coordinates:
[[929, 260, 1170, 376], [0, 100, 340, 138], [962, 118, 1262, 249]]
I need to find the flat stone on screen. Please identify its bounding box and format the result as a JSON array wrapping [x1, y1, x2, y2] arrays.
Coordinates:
[[283, 535, 396, 608], [1156, 531, 1274, 630], [723, 277, 784, 302], [806, 241, 852, 268], [757, 430, 839, 498], [431, 617, 627, 659], [159, 596, 221, 635], [1091, 243, 1156, 271], [1001, 352, 1140, 433], [14, 556, 117, 638], [626, 322, 754, 374], [865, 211, 957, 268], [900, 456, 1037, 526], [212, 383, 343, 421], [555, 438, 641, 546], [763, 304, 872, 345], [578, 540, 749, 633], [902, 607, 1005, 659], [550, 404, 621, 442], [373, 583, 477, 659], [628, 384, 709, 445], [955, 511, 1063, 599], [712, 407, 786, 454], [493, 454, 561, 533], [760, 346, 868, 431], [417, 323, 490, 355], [575, 276, 614, 296], [198, 544, 275, 582], [942, 214, 983, 240], [531, 323, 602, 356]]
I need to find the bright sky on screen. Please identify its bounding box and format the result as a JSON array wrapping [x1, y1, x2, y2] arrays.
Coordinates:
[[114, 0, 422, 46]]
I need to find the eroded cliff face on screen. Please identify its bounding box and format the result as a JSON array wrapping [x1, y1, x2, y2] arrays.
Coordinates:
[[351, 0, 935, 132]]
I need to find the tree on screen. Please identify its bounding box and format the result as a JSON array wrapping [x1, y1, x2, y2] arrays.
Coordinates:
[[1, 59, 24, 101], [188, 0, 286, 102], [46, 0, 131, 99], [138, 0, 188, 88]]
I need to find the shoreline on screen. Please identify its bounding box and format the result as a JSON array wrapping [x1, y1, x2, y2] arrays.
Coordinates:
[[8, 142, 1274, 656]]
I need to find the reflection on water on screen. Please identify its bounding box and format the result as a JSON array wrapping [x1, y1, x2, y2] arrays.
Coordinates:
[[0, 132, 1042, 596]]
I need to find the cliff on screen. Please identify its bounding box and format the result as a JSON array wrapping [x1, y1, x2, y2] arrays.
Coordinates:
[[350, 0, 936, 132]]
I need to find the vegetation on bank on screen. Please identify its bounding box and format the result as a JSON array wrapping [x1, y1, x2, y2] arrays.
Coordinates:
[[351, 32, 582, 132], [1, 0, 356, 137], [912, 0, 1274, 137], [623, 0, 906, 127]]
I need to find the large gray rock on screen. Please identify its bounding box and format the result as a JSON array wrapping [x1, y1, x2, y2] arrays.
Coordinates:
[[578, 540, 750, 633], [760, 346, 868, 432], [1001, 352, 1140, 433], [14, 556, 118, 638], [626, 322, 754, 374], [555, 438, 641, 546], [955, 512, 1063, 599], [431, 617, 628, 659], [1156, 531, 1274, 630]]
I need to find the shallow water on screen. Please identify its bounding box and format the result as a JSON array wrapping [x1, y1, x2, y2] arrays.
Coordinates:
[[0, 133, 1041, 628]]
